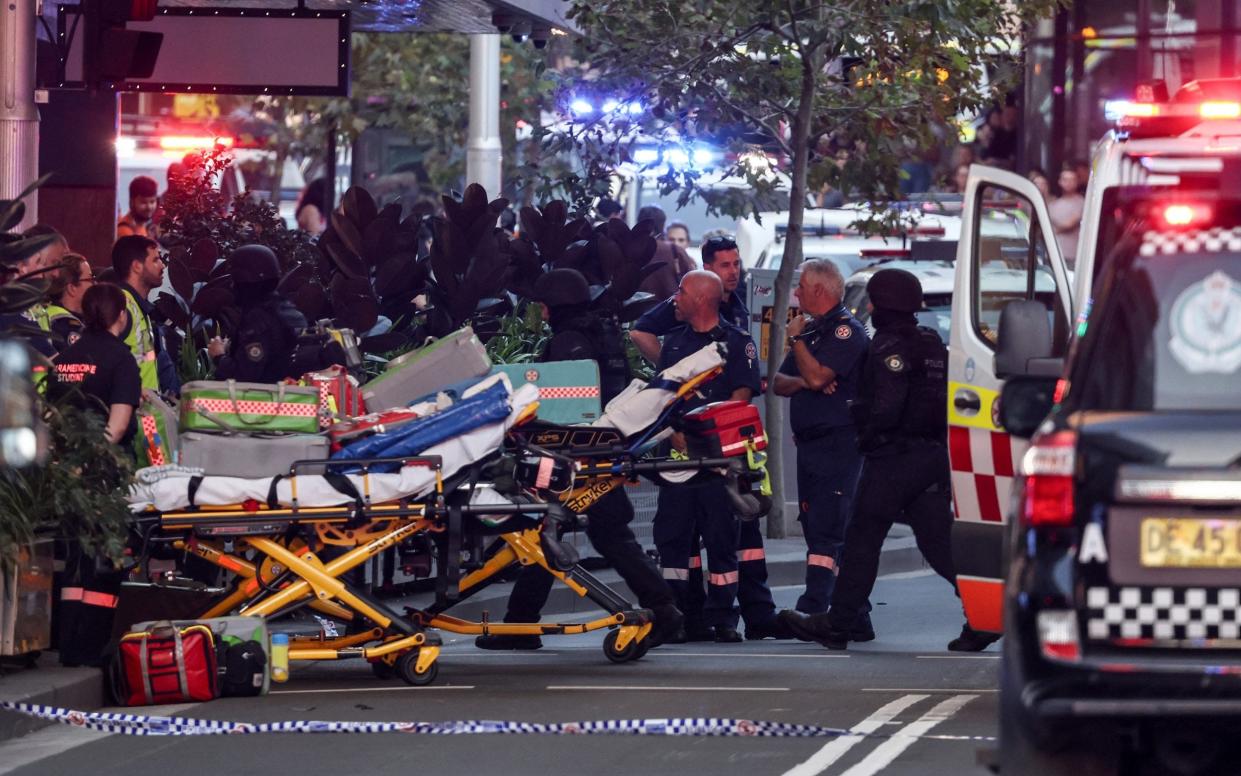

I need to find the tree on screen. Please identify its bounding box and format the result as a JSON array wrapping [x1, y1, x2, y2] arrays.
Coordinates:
[[534, 0, 1057, 536], [239, 33, 558, 204]]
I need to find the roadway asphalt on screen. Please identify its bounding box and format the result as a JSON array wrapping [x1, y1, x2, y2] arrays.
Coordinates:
[[0, 569, 1001, 776]]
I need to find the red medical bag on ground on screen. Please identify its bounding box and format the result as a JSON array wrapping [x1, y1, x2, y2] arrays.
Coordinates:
[[327, 406, 424, 451], [301, 365, 365, 427], [678, 401, 767, 458], [111, 621, 218, 706]]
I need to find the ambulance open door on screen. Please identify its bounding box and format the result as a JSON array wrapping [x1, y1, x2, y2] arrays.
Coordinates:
[[947, 165, 1072, 634]]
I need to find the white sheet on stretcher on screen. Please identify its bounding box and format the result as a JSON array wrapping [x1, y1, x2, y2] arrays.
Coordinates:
[[593, 342, 724, 437], [128, 344, 725, 513], [129, 382, 539, 513]]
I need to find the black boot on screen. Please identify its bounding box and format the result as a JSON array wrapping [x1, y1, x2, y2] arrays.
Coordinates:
[[777, 609, 849, 650], [947, 623, 1001, 652], [647, 604, 684, 648], [745, 617, 796, 640]]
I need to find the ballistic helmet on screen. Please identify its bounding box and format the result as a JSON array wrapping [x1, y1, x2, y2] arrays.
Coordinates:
[[228, 244, 281, 285], [867, 268, 923, 314], [533, 269, 591, 308]]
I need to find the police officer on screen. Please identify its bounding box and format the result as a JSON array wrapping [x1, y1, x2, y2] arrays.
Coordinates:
[[653, 270, 761, 643], [779, 269, 999, 651], [476, 269, 684, 650], [630, 236, 786, 639], [208, 245, 308, 383], [772, 259, 870, 624]]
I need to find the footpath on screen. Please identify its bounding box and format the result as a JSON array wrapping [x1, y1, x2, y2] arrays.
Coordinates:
[[0, 526, 924, 745]]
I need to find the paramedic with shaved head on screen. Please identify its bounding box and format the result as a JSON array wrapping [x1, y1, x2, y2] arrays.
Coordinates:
[[651, 270, 762, 644]]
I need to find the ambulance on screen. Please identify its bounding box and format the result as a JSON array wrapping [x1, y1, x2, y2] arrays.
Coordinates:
[[971, 78, 1241, 773]]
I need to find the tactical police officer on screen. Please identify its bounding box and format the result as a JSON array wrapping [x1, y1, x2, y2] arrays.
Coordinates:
[[779, 268, 999, 651], [631, 236, 786, 640], [208, 245, 308, 383], [653, 270, 761, 643], [476, 269, 684, 650], [772, 259, 870, 622]]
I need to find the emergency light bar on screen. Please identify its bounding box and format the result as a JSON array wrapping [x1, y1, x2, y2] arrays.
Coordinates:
[[158, 135, 234, 151], [1111, 78, 1241, 138]]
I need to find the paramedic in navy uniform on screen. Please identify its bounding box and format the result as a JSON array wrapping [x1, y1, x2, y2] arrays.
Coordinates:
[[631, 235, 788, 640], [771, 259, 871, 629], [652, 270, 761, 643]]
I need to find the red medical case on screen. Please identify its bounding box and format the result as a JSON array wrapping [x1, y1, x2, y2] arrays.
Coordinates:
[[112, 621, 218, 706], [300, 365, 365, 427], [327, 406, 424, 451], [679, 401, 767, 458]]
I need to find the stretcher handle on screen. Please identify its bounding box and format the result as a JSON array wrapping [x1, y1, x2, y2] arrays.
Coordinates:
[[287, 455, 443, 475], [577, 456, 743, 477]]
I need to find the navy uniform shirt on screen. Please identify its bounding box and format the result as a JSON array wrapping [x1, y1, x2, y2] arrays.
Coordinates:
[[778, 304, 869, 438], [634, 289, 749, 335], [657, 322, 761, 413], [48, 330, 142, 445]]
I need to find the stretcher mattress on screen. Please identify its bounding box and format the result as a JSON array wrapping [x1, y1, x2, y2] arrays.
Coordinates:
[[128, 344, 725, 513]]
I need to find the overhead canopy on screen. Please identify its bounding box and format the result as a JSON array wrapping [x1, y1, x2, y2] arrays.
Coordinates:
[[157, 0, 575, 33]]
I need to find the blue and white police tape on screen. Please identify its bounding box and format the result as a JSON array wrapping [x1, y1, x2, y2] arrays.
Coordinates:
[[0, 701, 995, 742]]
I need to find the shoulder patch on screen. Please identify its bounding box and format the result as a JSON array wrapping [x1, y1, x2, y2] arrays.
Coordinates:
[[245, 342, 265, 363], [744, 341, 757, 359], [884, 354, 904, 372], [835, 325, 853, 340], [66, 331, 80, 347]]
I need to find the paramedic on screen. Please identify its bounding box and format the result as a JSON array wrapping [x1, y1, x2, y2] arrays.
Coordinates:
[[771, 259, 870, 624], [631, 235, 786, 640], [475, 269, 684, 650], [112, 236, 167, 393], [779, 268, 999, 651], [652, 270, 761, 643], [208, 245, 308, 383], [48, 283, 141, 446], [45, 253, 92, 352]]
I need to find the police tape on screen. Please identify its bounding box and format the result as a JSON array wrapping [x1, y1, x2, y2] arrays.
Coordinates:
[[0, 701, 996, 742]]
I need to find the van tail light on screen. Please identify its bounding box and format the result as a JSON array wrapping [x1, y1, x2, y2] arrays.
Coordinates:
[[1021, 431, 1077, 527], [1037, 610, 1081, 663]]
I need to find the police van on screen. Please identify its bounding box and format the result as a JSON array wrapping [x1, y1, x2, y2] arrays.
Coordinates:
[[951, 78, 1241, 772]]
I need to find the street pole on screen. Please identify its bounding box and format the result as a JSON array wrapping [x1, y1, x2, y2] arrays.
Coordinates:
[[466, 33, 502, 197], [0, 0, 39, 230]]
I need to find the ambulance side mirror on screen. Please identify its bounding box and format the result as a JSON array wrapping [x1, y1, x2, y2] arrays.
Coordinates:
[[999, 375, 1058, 439], [995, 299, 1054, 378]]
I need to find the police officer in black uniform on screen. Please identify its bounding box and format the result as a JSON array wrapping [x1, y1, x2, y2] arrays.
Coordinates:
[[476, 269, 684, 650], [652, 270, 761, 643], [780, 269, 999, 651], [208, 245, 308, 383], [773, 259, 870, 623]]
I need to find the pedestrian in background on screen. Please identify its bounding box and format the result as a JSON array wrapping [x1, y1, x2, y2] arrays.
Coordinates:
[[637, 205, 696, 301], [296, 178, 329, 237], [772, 259, 869, 625], [666, 221, 691, 252], [780, 269, 999, 652], [1049, 164, 1085, 268], [117, 176, 161, 239]]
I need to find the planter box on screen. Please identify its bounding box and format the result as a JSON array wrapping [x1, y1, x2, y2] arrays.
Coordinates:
[[0, 540, 53, 656]]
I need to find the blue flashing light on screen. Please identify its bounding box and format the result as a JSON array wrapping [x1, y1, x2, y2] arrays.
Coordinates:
[[633, 148, 659, 164], [570, 99, 594, 116]]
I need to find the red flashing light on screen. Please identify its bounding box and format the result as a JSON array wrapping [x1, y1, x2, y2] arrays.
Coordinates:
[[1021, 431, 1077, 527], [1161, 203, 1212, 228], [158, 135, 234, 151]]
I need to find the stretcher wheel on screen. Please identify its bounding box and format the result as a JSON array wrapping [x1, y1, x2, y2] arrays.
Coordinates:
[[396, 649, 438, 686], [603, 629, 642, 664], [370, 659, 396, 680]]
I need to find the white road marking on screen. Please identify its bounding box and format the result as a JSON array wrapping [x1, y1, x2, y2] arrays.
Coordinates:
[[0, 703, 195, 775], [862, 688, 997, 694], [915, 654, 999, 659], [546, 685, 789, 692], [270, 685, 476, 695], [838, 693, 977, 776], [779, 694, 927, 776]]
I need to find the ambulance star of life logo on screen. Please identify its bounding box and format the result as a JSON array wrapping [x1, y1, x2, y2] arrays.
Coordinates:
[[525, 369, 539, 382], [1168, 270, 1241, 374]]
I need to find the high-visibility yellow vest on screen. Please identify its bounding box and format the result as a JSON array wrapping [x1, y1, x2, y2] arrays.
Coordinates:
[[28, 302, 50, 332], [122, 290, 159, 391]]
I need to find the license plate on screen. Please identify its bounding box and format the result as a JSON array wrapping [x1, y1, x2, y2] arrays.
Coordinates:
[[1140, 517, 1241, 569]]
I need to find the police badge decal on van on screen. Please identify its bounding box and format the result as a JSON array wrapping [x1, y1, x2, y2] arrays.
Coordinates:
[[1168, 270, 1241, 374]]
